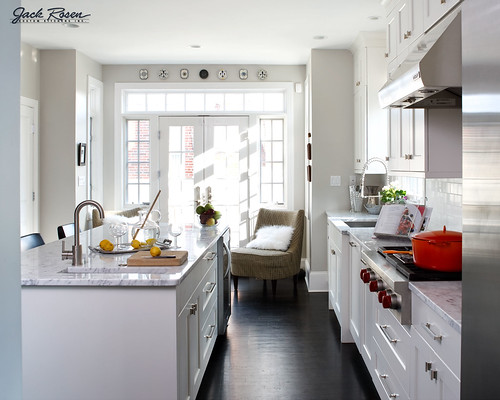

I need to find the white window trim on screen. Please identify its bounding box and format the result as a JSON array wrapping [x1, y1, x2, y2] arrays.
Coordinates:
[[114, 82, 294, 211]]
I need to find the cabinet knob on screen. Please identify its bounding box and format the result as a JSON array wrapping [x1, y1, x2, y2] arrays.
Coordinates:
[[385, 156, 390, 162], [384, 52, 389, 58], [355, 81, 361, 87], [331, 249, 336, 255]]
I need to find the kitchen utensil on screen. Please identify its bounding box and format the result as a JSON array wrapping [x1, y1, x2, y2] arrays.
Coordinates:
[[411, 226, 462, 272], [382, 250, 413, 255], [127, 250, 188, 266], [131, 189, 161, 241]]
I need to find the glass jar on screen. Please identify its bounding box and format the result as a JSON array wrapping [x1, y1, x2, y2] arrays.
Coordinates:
[[131, 209, 161, 243]]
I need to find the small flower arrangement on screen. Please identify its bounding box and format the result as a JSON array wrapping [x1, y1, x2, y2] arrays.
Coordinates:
[[380, 184, 407, 204]]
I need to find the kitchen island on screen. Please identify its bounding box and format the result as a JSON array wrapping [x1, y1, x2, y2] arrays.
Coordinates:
[[21, 223, 229, 400]]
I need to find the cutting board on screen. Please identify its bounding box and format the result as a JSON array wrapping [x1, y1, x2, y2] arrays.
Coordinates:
[[127, 250, 188, 266]]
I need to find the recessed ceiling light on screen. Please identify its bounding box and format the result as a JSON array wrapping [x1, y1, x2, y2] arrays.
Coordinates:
[[63, 23, 80, 28], [190, 45, 201, 49], [313, 35, 326, 40], [368, 16, 380, 21]]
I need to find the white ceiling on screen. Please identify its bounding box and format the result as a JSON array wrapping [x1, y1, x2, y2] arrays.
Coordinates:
[[20, 0, 386, 65]]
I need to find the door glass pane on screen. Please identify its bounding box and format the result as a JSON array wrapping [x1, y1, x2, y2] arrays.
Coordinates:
[[169, 126, 181, 151], [272, 119, 284, 140], [272, 142, 283, 162]]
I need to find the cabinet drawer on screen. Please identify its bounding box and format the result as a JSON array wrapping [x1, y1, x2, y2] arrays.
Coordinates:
[[200, 259, 217, 316], [412, 295, 461, 377], [374, 341, 410, 400], [411, 329, 460, 400], [200, 303, 217, 370], [374, 305, 412, 393]]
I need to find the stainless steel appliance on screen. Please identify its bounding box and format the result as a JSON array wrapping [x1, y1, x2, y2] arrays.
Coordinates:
[[360, 245, 461, 326], [462, 2, 500, 397], [217, 228, 231, 334], [378, 8, 462, 109]]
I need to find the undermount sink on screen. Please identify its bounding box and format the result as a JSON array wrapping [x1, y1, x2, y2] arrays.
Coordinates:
[[344, 220, 377, 228]]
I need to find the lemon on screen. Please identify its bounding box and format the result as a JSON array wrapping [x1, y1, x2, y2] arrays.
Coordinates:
[[150, 246, 162, 257], [206, 218, 216, 226], [99, 239, 114, 252], [131, 239, 141, 249], [146, 238, 157, 246]]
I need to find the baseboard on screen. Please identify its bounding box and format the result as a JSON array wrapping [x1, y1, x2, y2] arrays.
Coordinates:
[[303, 258, 328, 292]]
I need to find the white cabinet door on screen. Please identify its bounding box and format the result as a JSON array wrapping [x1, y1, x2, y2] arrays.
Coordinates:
[[423, 0, 462, 31], [411, 330, 461, 400], [349, 238, 363, 350], [386, 7, 399, 64], [354, 87, 367, 172], [409, 109, 425, 171]]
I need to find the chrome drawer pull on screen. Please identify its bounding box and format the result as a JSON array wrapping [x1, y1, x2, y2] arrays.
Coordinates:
[[203, 281, 216, 294], [189, 303, 197, 315], [423, 322, 443, 342], [425, 361, 432, 372], [430, 369, 438, 381], [204, 252, 216, 261], [379, 373, 399, 398], [204, 324, 216, 339], [380, 324, 399, 344], [349, 241, 357, 247]]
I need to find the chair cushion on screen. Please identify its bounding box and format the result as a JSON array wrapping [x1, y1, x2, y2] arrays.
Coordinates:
[[231, 247, 298, 280], [246, 225, 294, 251]]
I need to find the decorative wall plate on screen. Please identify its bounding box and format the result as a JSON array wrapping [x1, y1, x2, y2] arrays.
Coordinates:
[[139, 69, 148, 80], [239, 69, 248, 80], [180, 68, 189, 79], [217, 69, 228, 80], [257, 69, 268, 80], [199, 69, 209, 79], [158, 69, 168, 79]]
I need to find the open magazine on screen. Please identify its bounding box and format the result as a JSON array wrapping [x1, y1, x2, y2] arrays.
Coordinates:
[[373, 204, 432, 238]]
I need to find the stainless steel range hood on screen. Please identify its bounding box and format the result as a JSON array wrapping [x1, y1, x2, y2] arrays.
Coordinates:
[[378, 10, 462, 109]]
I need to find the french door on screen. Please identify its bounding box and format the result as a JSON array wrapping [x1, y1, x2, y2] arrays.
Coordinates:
[[157, 116, 250, 246]]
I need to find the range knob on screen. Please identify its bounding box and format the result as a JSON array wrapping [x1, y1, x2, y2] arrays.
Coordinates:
[[362, 270, 376, 283], [382, 293, 400, 309], [360, 268, 368, 280], [378, 289, 389, 303], [369, 279, 385, 292]]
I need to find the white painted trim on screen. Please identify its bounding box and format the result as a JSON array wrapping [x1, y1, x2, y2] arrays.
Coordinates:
[[20, 96, 39, 233], [303, 258, 328, 292]]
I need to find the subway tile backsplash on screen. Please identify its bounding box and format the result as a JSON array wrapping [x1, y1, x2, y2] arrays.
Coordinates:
[[387, 176, 462, 232], [425, 178, 462, 232]]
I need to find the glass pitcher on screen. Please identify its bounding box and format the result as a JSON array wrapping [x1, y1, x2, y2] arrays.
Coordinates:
[[131, 209, 161, 243]]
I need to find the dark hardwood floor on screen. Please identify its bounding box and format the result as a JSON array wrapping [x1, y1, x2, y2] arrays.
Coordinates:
[[197, 273, 380, 400]]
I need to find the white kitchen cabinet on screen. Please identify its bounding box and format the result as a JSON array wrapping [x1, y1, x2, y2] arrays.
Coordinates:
[[423, 0, 462, 32], [352, 33, 388, 173], [373, 340, 411, 400], [327, 219, 353, 343], [177, 245, 218, 400], [349, 236, 363, 349], [411, 329, 460, 400], [385, 0, 424, 73], [387, 108, 461, 177]]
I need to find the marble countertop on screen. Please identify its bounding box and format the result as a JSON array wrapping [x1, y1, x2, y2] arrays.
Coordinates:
[[326, 210, 462, 333], [409, 281, 462, 333], [21, 223, 228, 287]]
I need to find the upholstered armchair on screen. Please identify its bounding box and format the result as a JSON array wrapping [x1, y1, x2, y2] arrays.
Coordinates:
[[231, 208, 304, 295]]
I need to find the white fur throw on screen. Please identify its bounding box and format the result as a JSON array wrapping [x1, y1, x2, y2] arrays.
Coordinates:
[[246, 225, 294, 251]]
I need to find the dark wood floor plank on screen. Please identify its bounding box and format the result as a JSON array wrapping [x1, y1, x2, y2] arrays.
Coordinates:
[[197, 274, 380, 400]]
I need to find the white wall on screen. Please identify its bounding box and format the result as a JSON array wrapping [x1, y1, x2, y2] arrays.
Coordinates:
[[0, 0, 22, 397], [38, 50, 102, 242], [20, 42, 40, 101], [102, 64, 306, 212], [306, 49, 354, 290]]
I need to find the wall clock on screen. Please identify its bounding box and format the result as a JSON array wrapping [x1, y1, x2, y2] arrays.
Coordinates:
[[199, 69, 209, 79], [180, 69, 189, 79], [158, 69, 168, 79], [139, 69, 148, 80]]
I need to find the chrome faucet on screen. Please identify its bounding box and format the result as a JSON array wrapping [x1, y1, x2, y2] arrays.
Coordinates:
[[360, 157, 389, 199], [72, 200, 105, 265]]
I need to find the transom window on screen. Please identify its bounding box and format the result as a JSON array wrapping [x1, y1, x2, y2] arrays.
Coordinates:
[[123, 90, 285, 113]]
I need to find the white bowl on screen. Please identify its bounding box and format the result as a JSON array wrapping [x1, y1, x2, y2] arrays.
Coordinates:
[[364, 204, 381, 215]]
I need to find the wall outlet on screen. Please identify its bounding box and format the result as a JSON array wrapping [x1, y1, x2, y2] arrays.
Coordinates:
[[330, 176, 341, 186]]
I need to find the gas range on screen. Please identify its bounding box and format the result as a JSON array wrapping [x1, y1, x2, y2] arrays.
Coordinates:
[[360, 245, 462, 326]]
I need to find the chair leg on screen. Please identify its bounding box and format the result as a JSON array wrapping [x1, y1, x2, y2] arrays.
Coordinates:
[[271, 279, 277, 295], [233, 275, 238, 291], [293, 273, 298, 290]]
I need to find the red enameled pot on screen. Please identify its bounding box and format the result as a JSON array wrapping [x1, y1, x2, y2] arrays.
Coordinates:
[[411, 226, 462, 272]]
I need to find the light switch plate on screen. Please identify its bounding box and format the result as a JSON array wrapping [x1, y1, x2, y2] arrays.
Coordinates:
[[330, 176, 341, 186]]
